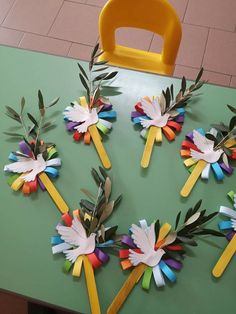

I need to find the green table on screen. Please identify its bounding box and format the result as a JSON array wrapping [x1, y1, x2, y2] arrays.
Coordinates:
[[0, 46, 235, 314]]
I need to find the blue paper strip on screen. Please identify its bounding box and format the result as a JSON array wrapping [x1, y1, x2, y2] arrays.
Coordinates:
[[196, 128, 205, 135], [98, 111, 117, 119], [218, 220, 232, 230], [159, 260, 176, 282], [51, 235, 64, 245], [211, 162, 224, 181], [133, 116, 149, 124], [96, 240, 114, 247], [8, 152, 18, 161], [44, 167, 59, 178], [176, 108, 185, 115]]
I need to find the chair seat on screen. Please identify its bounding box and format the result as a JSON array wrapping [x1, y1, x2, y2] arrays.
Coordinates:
[[98, 45, 174, 75]]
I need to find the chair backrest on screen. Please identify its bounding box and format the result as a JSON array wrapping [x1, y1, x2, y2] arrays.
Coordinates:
[[99, 0, 182, 65]]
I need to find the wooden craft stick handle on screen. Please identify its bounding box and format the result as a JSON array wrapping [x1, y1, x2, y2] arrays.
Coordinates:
[[83, 255, 101, 314], [212, 234, 236, 278], [89, 125, 111, 169], [38, 172, 69, 214], [141, 126, 157, 168], [107, 264, 146, 314], [180, 160, 207, 197]]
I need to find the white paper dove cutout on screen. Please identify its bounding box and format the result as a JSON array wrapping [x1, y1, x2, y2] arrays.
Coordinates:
[[129, 223, 165, 267], [190, 130, 223, 163], [56, 216, 96, 263], [64, 101, 98, 133], [139, 98, 170, 129], [4, 153, 58, 182]]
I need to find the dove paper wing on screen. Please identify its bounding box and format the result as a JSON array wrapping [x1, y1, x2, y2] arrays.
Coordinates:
[[4, 158, 38, 173], [141, 98, 160, 119], [71, 216, 87, 239], [131, 223, 155, 254], [64, 104, 89, 123], [56, 218, 86, 246], [192, 130, 214, 152]]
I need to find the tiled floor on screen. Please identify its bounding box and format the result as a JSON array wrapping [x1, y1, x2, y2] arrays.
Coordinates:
[[0, 0, 236, 88]]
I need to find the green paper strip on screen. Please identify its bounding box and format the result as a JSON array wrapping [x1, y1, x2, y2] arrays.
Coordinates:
[[7, 174, 21, 186], [142, 266, 152, 290], [188, 164, 196, 173], [63, 260, 72, 273], [47, 147, 58, 160], [96, 122, 109, 135], [227, 191, 235, 203]]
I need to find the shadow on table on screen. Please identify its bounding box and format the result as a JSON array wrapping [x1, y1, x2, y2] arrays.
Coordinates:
[[28, 302, 81, 314]]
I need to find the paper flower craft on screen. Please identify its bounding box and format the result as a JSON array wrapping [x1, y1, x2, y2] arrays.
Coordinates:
[[180, 105, 236, 197], [131, 68, 205, 168], [212, 191, 236, 278], [64, 43, 118, 169], [52, 167, 122, 314], [3, 91, 68, 214], [108, 200, 223, 314]]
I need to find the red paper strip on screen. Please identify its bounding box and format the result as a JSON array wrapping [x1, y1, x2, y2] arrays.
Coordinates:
[[87, 252, 102, 269], [167, 121, 182, 132], [62, 213, 72, 226]]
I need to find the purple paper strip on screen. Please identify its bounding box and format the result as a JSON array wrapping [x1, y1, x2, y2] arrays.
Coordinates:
[[121, 235, 136, 249], [131, 111, 143, 119], [38, 177, 46, 191], [175, 115, 184, 123], [220, 163, 234, 175], [185, 131, 193, 141], [66, 121, 79, 132], [19, 140, 31, 155], [94, 248, 109, 263], [164, 258, 183, 270], [226, 231, 236, 242], [101, 104, 112, 111]]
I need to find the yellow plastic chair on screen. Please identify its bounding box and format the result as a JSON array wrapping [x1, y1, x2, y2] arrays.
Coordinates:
[[98, 0, 182, 75]]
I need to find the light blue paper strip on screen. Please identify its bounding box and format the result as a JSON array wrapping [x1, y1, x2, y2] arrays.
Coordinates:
[[98, 111, 117, 119], [133, 116, 149, 124], [96, 240, 114, 247], [44, 167, 59, 178], [51, 235, 64, 245], [176, 108, 185, 115], [196, 128, 205, 135], [211, 162, 224, 181], [159, 260, 176, 282], [8, 152, 18, 161], [218, 220, 232, 230]]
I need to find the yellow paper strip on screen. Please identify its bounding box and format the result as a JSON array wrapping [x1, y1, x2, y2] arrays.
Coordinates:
[[107, 264, 146, 314], [80, 96, 111, 169], [38, 172, 69, 214], [212, 234, 236, 278], [180, 160, 207, 198], [11, 174, 25, 191], [157, 223, 171, 243], [155, 127, 162, 143], [225, 138, 236, 148], [83, 255, 101, 314], [72, 256, 83, 277], [141, 126, 158, 168], [89, 124, 111, 169], [184, 157, 197, 167]]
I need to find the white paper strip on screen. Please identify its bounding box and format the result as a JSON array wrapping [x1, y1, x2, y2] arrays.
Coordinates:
[[52, 242, 73, 254], [219, 206, 236, 220], [201, 163, 211, 180], [153, 264, 165, 287], [46, 158, 61, 167]]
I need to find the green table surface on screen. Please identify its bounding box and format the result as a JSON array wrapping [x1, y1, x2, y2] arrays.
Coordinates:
[[0, 45, 236, 314]]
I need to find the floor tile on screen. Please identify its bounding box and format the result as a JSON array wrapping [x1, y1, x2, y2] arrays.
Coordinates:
[[49, 2, 100, 45], [149, 35, 163, 53], [3, 0, 63, 35], [185, 0, 236, 31], [150, 23, 208, 68], [86, 0, 107, 7], [203, 29, 236, 76], [230, 76, 236, 88], [19, 33, 71, 56], [0, 291, 27, 314], [168, 0, 189, 21], [174, 65, 231, 86], [67, 43, 92, 60], [116, 27, 153, 51], [66, 0, 86, 3], [0, 0, 15, 24], [0, 26, 23, 46]]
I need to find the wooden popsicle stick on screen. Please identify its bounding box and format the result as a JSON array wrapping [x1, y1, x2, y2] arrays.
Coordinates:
[[107, 264, 146, 314], [38, 172, 69, 214], [141, 126, 157, 168], [180, 160, 207, 197], [83, 255, 101, 314], [212, 234, 236, 278], [89, 124, 111, 169], [80, 96, 111, 169]]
